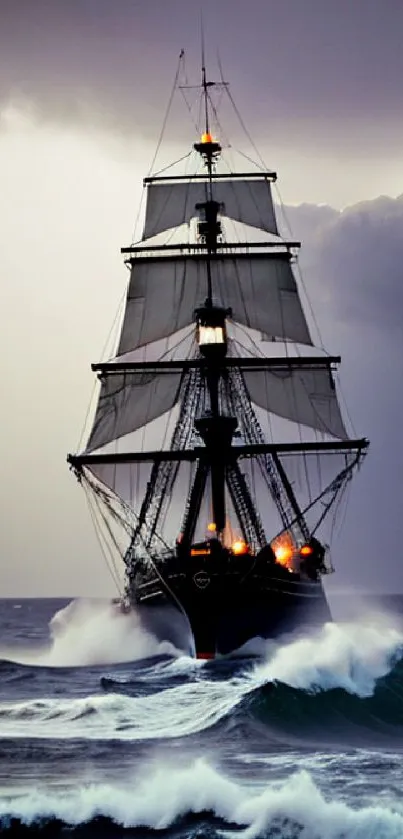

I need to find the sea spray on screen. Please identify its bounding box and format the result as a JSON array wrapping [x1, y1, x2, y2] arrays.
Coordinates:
[[42, 604, 403, 683], [250, 621, 403, 696], [45, 599, 181, 666], [0, 599, 185, 667]]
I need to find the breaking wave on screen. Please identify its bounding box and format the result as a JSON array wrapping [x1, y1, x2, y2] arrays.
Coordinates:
[[252, 620, 403, 696], [0, 620, 402, 745], [1, 758, 403, 838], [45, 598, 183, 666], [0, 598, 184, 667]]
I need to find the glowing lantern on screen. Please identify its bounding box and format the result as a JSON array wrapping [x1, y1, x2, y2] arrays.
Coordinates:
[[201, 132, 213, 144], [232, 540, 248, 555], [272, 533, 296, 569], [300, 545, 313, 556], [207, 522, 216, 532], [274, 544, 293, 565], [198, 325, 225, 346]]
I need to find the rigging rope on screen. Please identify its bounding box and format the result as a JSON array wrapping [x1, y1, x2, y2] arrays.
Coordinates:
[[152, 151, 193, 178], [83, 467, 193, 631], [83, 482, 122, 595], [147, 49, 186, 177], [76, 287, 127, 453], [88, 488, 184, 625], [222, 85, 268, 172], [180, 88, 203, 135]]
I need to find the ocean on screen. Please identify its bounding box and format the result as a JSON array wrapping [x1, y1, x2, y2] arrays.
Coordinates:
[[1, 596, 403, 838]]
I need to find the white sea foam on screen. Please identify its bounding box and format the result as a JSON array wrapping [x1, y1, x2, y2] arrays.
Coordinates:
[[3, 596, 402, 692], [1, 759, 403, 838], [0, 619, 402, 741], [0, 599, 184, 667], [0, 678, 246, 740], [250, 620, 403, 697], [45, 599, 183, 666]]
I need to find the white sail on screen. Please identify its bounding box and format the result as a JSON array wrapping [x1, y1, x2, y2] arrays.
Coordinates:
[[118, 254, 311, 354], [86, 371, 182, 452], [242, 367, 347, 439], [85, 360, 346, 456], [143, 177, 278, 240]]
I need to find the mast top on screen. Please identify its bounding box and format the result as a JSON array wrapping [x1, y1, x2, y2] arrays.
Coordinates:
[[194, 133, 221, 160], [194, 25, 222, 166]]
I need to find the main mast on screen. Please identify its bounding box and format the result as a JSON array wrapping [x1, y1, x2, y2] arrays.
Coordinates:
[[188, 57, 236, 539], [199, 52, 214, 304]]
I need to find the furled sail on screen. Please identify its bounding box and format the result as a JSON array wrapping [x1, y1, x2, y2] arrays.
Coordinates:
[[86, 371, 182, 452], [242, 366, 347, 439], [142, 177, 278, 240], [118, 254, 311, 354]]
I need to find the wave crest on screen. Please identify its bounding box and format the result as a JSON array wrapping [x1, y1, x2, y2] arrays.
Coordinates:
[[251, 620, 403, 696], [1, 759, 403, 838], [0, 620, 402, 744]]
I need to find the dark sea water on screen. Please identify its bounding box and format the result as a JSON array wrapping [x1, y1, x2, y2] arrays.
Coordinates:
[[1, 596, 403, 838]]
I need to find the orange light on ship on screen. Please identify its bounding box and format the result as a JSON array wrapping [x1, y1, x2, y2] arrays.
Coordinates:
[[272, 533, 296, 570], [232, 540, 248, 555], [300, 545, 313, 556], [207, 522, 216, 532], [274, 544, 293, 565], [201, 132, 213, 144]]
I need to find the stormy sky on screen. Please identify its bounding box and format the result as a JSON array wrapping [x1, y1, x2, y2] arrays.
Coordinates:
[[0, 0, 402, 596]]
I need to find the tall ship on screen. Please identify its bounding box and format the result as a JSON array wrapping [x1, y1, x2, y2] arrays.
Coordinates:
[[68, 55, 368, 658]]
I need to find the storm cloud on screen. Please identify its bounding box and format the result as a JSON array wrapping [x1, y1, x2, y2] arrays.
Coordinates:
[[286, 197, 403, 592], [1, 0, 403, 157], [287, 195, 403, 333]]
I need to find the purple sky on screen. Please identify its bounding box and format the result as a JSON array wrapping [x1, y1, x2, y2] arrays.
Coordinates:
[[2, 0, 403, 155], [0, 0, 402, 596]]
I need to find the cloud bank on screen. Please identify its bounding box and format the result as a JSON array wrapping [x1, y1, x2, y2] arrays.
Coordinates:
[[1, 0, 403, 154]]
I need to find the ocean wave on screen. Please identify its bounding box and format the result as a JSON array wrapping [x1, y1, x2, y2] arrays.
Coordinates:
[[241, 622, 403, 744], [0, 621, 402, 744], [250, 621, 403, 697], [0, 678, 245, 740], [1, 759, 403, 838], [0, 599, 184, 667], [246, 664, 403, 745]]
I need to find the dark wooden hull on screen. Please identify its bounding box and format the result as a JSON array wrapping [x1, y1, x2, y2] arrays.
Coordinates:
[[129, 549, 331, 657]]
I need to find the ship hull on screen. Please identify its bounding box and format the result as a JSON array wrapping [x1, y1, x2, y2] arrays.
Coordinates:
[[130, 549, 331, 657]]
